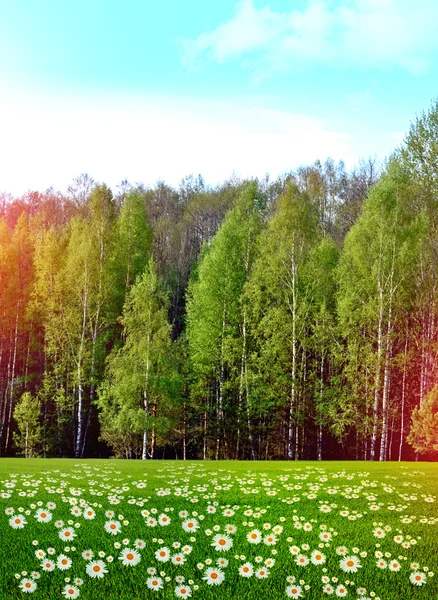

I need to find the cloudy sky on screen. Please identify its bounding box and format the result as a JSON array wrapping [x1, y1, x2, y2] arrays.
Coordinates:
[[1, 0, 438, 195]]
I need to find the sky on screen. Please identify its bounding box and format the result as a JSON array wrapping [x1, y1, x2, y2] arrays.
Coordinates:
[[1, 0, 438, 196]]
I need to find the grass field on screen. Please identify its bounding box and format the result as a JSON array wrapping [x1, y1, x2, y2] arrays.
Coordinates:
[[0, 460, 437, 599]]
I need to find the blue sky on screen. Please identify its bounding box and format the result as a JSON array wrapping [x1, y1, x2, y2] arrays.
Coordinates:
[[1, 0, 438, 194]]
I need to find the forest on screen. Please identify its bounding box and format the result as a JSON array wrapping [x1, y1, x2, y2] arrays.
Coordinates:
[[1, 102, 438, 462]]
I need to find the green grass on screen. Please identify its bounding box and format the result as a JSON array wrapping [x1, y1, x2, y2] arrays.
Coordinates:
[[0, 459, 437, 599]]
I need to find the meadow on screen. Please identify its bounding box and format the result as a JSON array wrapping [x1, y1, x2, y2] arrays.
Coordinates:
[[0, 460, 437, 600]]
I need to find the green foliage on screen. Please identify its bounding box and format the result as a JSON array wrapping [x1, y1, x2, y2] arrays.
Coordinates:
[[97, 258, 179, 458], [13, 392, 41, 458], [407, 387, 438, 455]]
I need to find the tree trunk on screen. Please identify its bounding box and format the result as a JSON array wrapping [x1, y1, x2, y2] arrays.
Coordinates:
[[379, 302, 392, 461], [370, 291, 383, 460], [5, 305, 19, 453], [398, 337, 408, 461], [288, 255, 297, 460]]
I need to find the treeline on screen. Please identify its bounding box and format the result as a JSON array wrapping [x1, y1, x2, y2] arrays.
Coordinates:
[[1, 102, 438, 461]]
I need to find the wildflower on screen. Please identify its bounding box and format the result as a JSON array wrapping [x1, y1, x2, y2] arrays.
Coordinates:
[[86, 560, 108, 579], [19, 578, 37, 593], [255, 567, 270, 579], [119, 548, 141, 567], [174, 584, 192, 597], [59, 528, 76, 542], [295, 554, 309, 567], [171, 553, 186, 565], [264, 533, 277, 545], [211, 534, 233, 551], [9, 515, 27, 529], [41, 560, 56, 572], [62, 584, 80, 598], [155, 547, 170, 562], [286, 585, 303, 598], [247, 529, 262, 544], [239, 563, 254, 577], [146, 577, 163, 590], [35, 509, 52, 523], [410, 571, 426, 586], [182, 518, 199, 532], [311, 550, 326, 565], [57, 555, 72, 570], [340, 556, 361, 573], [158, 514, 171, 526], [104, 520, 121, 535], [335, 584, 348, 597], [203, 567, 225, 585]]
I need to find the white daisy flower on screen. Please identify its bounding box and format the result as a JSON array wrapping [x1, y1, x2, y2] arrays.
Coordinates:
[[182, 518, 199, 532], [311, 550, 326, 565], [9, 515, 27, 529], [57, 555, 72, 571], [211, 534, 233, 552], [158, 514, 171, 526], [247, 529, 262, 544], [286, 585, 303, 598], [104, 520, 121, 535], [171, 553, 186, 565], [155, 547, 171, 562], [146, 577, 163, 591], [59, 528, 76, 542], [410, 571, 426, 586], [263, 533, 277, 546], [389, 560, 401, 572], [19, 578, 37, 593], [86, 560, 108, 578], [340, 556, 361, 573], [118, 548, 141, 567], [83, 508, 96, 520], [174, 584, 191, 597], [62, 584, 80, 598], [239, 562, 253, 577], [255, 567, 270, 579], [295, 554, 309, 567], [373, 527, 385, 538], [35, 509, 52, 523], [41, 560, 56, 572], [203, 567, 225, 585], [335, 584, 348, 597], [81, 550, 94, 561]]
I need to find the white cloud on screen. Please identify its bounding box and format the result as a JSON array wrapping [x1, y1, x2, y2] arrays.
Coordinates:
[[182, 0, 438, 76], [0, 86, 355, 196]]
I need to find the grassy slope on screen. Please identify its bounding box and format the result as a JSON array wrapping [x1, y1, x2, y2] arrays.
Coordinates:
[[0, 460, 437, 599]]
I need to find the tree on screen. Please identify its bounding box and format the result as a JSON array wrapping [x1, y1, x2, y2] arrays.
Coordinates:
[[407, 386, 438, 455], [186, 182, 264, 459], [97, 258, 174, 459], [13, 392, 41, 457], [337, 163, 424, 460], [245, 182, 320, 459]]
